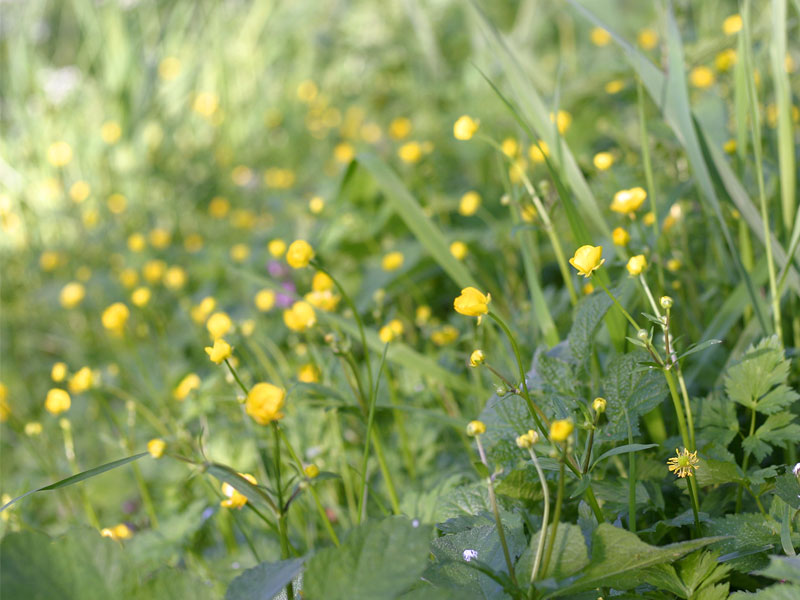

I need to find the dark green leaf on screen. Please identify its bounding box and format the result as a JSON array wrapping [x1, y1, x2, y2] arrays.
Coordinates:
[[225, 558, 305, 600]]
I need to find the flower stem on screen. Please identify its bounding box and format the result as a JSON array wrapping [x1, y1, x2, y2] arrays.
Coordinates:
[[540, 456, 565, 578], [638, 274, 662, 320], [663, 369, 691, 451], [595, 279, 640, 330], [527, 447, 549, 584], [272, 422, 294, 599], [476, 436, 517, 586]]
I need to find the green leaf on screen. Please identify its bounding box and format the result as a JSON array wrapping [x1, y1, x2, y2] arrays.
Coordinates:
[[515, 523, 589, 581], [544, 524, 723, 598], [567, 292, 612, 371], [730, 584, 800, 599], [0, 452, 148, 513], [225, 558, 305, 600], [695, 458, 744, 487], [695, 393, 739, 448], [676, 339, 722, 362], [589, 443, 658, 472], [131, 568, 217, 600], [706, 513, 779, 572], [495, 466, 544, 502], [205, 463, 277, 511], [724, 336, 799, 415], [742, 412, 800, 463], [303, 516, 431, 600], [756, 556, 800, 584], [774, 472, 800, 509]]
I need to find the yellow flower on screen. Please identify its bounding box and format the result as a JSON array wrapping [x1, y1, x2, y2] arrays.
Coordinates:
[[40, 251, 61, 271], [51, 362, 68, 382], [611, 187, 647, 214], [379, 319, 404, 343], [550, 110, 572, 134], [466, 420, 486, 436], [637, 28, 658, 50], [516, 429, 539, 448], [25, 421, 42, 436], [147, 438, 166, 459], [191, 296, 216, 324], [297, 79, 318, 102], [312, 271, 334, 292], [593, 152, 614, 171], [309, 196, 325, 214], [149, 228, 171, 249], [209, 196, 230, 218], [469, 349, 485, 367], [381, 251, 405, 271], [143, 259, 166, 284], [283, 301, 316, 332], [68, 366, 93, 394], [164, 266, 187, 290], [100, 121, 122, 144], [582, 282, 595, 295], [501, 138, 519, 157], [127, 233, 146, 252], [453, 115, 479, 141], [397, 141, 422, 164], [286, 240, 314, 269], [221, 473, 257, 509], [246, 382, 286, 425], [45, 388, 71, 415], [158, 56, 181, 80], [119, 268, 139, 288], [723, 139, 737, 154], [305, 289, 340, 312], [59, 282, 85, 309], [0, 383, 8, 423], [666, 258, 682, 272], [450, 241, 468, 260], [193, 91, 219, 117], [268, 239, 287, 257], [667, 447, 699, 478], [550, 419, 574, 442], [207, 312, 233, 340], [521, 205, 537, 223], [689, 66, 715, 89], [102, 302, 129, 334], [298, 364, 319, 383], [660, 296, 673, 309], [416, 305, 432, 325], [333, 142, 355, 163], [454, 287, 491, 320], [715, 49, 737, 72], [528, 141, 550, 163], [592, 397, 607, 413], [173, 373, 201, 400], [304, 464, 320, 478], [431, 325, 459, 346], [612, 227, 630, 247], [230, 244, 250, 263], [626, 254, 647, 276], [722, 14, 742, 35], [605, 79, 625, 94], [101, 524, 133, 541], [459, 191, 481, 216], [590, 27, 611, 47], [255, 289, 276, 312], [643, 211, 656, 226], [69, 181, 90, 203], [131, 286, 151, 307], [389, 117, 412, 140], [569, 245, 605, 278], [47, 141, 73, 167], [205, 338, 232, 364]]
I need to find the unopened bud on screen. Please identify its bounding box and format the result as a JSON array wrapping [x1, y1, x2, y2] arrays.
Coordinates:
[[637, 329, 649, 341], [469, 349, 485, 367], [660, 296, 673, 309], [592, 397, 607, 413], [466, 420, 486, 437]]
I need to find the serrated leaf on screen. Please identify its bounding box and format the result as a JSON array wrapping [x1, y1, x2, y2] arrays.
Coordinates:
[[756, 556, 800, 584], [567, 292, 612, 370], [774, 473, 800, 509], [515, 523, 589, 582], [544, 524, 723, 597], [730, 583, 800, 599], [742, 412, 800, 462], [724, 336, 798, 414], [695, 458, 744, 487], [696, 393, 739, 448], [707, 513, 779, 572], [225, 558, 304, 600], [495, 466, 545, 502], [304, 517, 430, 600]]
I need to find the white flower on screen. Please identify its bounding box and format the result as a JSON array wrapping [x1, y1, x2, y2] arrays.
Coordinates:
[[793, 463, 800, 477], [463, 549, 478, 562]]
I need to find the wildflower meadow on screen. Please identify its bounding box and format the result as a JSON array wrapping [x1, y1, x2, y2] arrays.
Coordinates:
[[1, 0, 799, 598]]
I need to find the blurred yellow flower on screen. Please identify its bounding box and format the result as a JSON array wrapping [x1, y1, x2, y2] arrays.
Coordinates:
[[286, 240, 314, 268], [101, 524, 133, 541], [246, 382, 286, 425], [0, 383, 8, 422], [509, 158, 528, 183], [569, 245, 605, 278], [415, 305, 432, 325], [221, 473, 257, 509], [379, 319, 404, 343], [25, 421, 42, 436], [193, 92, 219, 117], [334, 142, 355, 163], [297, 79, 318, 102], [40, 251, 61, 271], [59, 282, 85, 309], [469, 349, 485, 367], [715, 49, 737, 72], [454, 287, 491, 319], [69, 181, 90, 203], [466, 420, 486, 436], [209, 196, 230, 218], [637, 28, 658, 50], [722, 14, 742, 35], [450, 241, 468, 260], [689, 66, 715, 88], [231, 165, 253, 186], [205, 338, 232, 364], [516, 429, 539, 448], [389, 117, 412, 140], [164, 266, 187, 290], [612, 227, 630, 246], [643, 211, 656, 226], [100, 121, 122, 144], [149, 228, 171, 249], [143, 259, 166, 284], [309, 196, 325, 214], [255, 289, 276, 312], [173, 373, 201, 400], [68, 366, 93, 394], [666, 258, 682, 272], [312, 271, 334, 292], [102, 302, 130, 334], [147, 438, 166, 459], [453, 115, 479, 140], [283, 301, 316, 332], [51, 362, 68, 382], [590, 27, 611, 46], [723, 139, 737, 154], [521, 204, 537, 223], [459, 191, 481, 216], [550, 110, 572, 134], [611, 187, 647, 214], [431, 325, 459, 346], [501, 137, 519, 157], [398, 141, 422, 163], [381, 251, 405, 271], [230, 243, 250, 263], [305, 289, 340, 312], [45, 388, 71, 415], [191, 296, 216, 324], [360, 122, 382, 142], [107, 193, 127, 214], [264, 167, 296, 189], [127, 233, 146, 252], [207, 312, 233, 340], [158, 56, 181, 80], [268, 239, 287, 257], [605, 79, 625, 94], [626, 254, 647, 276], [119, 268, 139, 288], [528, 141, 550, 163], [47, 141, 73, 167], [550, 419, 574, 442], [298, 364, 319, 383], [131, 286, 151, 307], [593, 152, 614, 170], [582, 282, 595, 295], [304, 464, 320, 478]]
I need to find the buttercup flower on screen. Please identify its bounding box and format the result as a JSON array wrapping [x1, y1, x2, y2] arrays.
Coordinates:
[[173, 373, 200, 400], [221, 473, 257, 509], [255, 289, 276, 312], [660, 296, 673, 309], [569, 245, 605, 278], [246, 382, 286, 425], [590, 27, 611, 46], [283, 301, 316, 332], [205, 338, 232, 364], [147, 438, 166, 458], [637, 28, 658, 50], [206, 312, 232, 340], [626, 254, 647, 276], [268, 239, 287, 257], [398, 142, 422, 163], [305, 289, 340, 312], [459, 191, 481, 216], [528, 141, 550, 163], [592, 397, 607, 413], [450, 241, 468, 260], [611, 187, 647, 214], [690, 66, 715, 89], [593, 152, 614, 171], [550, 110, 572, 134], [466, 420, 486, 436], [101, 302, 129, 334], [722, 14, 742, 35], [389, 117, 412, 140], [667, 447, 699, 478], [45, 388, 71, 415], [612, 227, 630, 246], [101, 524, 132, 540], [431, 325, 459, 346], [131, 286, 151, 307], [469, 349, 485, 367], [304, 464, 320, 478], [51, 362, 68, 382], [550, 419, 574, 442], [60, 282, 85, 309], [286, 240, 314, 268], [379, 319, 404, 343], [0, 383, 9, 423], [454, 287, 491, 322], [68, 367, 93, 394], [516, 429, 539, 448], [298, 364, 319, 383], [381, 251, 404, 271], [453, 115, 479, 140]]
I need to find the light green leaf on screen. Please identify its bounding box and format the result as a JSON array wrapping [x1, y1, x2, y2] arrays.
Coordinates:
[[590, 443, 658, 471], [225, 558, 305, 600], [515, 523, 589, 581], [756, 556, 800, 584]]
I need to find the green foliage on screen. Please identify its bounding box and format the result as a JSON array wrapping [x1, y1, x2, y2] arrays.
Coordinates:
[[225, 558, 304, 600]]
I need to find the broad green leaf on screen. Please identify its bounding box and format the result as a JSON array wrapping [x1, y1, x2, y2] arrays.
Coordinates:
[[589, 443, 658, 472], [131, 568, 217, 600], [706, 513, 780, 572], [774, 472, 800, 509], [730, 584, 800, 599], [303, 517, 431, 600], [496, 465, 545, 502], [756, 556, 800, 584], [515, 523, 589, 581], [567, 292, 612, 371], [544, 523, 723, 597], [695, 393, 739, 448], [225, 558, 305, 600], [0, 452, 148, 513], [742, 412, 800, 462], [695, 458, 744, 487]]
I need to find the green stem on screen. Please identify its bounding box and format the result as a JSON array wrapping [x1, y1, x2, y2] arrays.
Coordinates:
[[272, 423, 293, 599], [625, 411, 636, 533], [638, 274, 662, 320], [527, 447, 550, 584], [541, 457, 565, 578], [595, 279, 640, 330], [736, 409, 758, 512], [664, 369, 691, 451], [476, 437, 517, 586], [224, 359, 250, 397], [676, 368, 696, 452], [687, 475, 702, 531]]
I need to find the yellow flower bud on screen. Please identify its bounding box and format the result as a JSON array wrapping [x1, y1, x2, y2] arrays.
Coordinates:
[[304, 464, 320, 479], [549, 419, 574, 442], [516, 429, 539, 448], [246, 382, 286, 425], [593, 152, 614, 171], [286, 240, 314, 269], [147, 438, 166, 458], [45, 388, 71, 415], [466, 420, 486, 436], [469, 349, 485, 367], [283, 301, 316, 332], [590, 27, 611, 46], [205, 338, 232, 364], [449, 241, 468, 260], [381, 251, 405, 271], [592, 397, 607, 413], [569, 245, 605, 278], [173, 373, 200, 400], [459, 191, 481, 216], [101, 302, 129, 335], [59, 282, 85, 309], [255, 289, 276, 312], [610, 187, 647, 214], [206, 312, 232, 340], [51, 362, 68, 382], [722, 14, 742, 35], [268, 239, 287, 257], [626, 254, 647, 276], [660, 296, 673, 309], [221, 473, 257, 509], [68, 366, 93, 394]]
